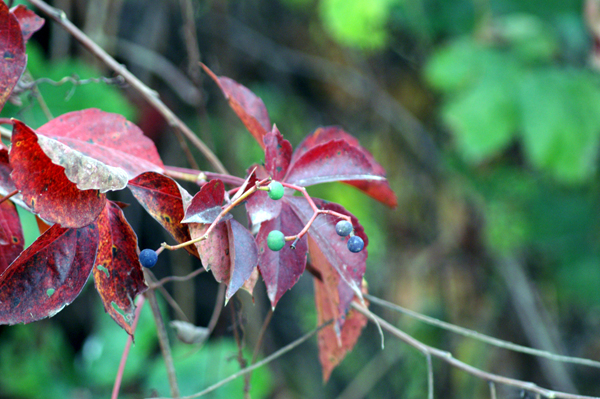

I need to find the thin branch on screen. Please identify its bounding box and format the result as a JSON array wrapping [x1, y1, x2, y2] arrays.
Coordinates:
[[365, 294, 600, 369], [351, 303, 600, 399], [144, 272, 180, 398], [150, 267, 206, 289], [489, 382, 497, 399], [111, 295, 146, 399], [244, 309, 273, 395], [150, 320, 333, 399], [27, 0, 228, 175], [426, 353, 434, 399], [206, 283, 226, 335]]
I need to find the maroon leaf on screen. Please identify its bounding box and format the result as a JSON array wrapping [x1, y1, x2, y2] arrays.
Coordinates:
[[0, 199, 24, 275], [10, 5, 44, 43], [257, 201, 308, 308], [245, 165, 282, 225], [264, 126, 292, 182], [290, 127, 397, 208], [201, 64, 271, 149], [286, 197, 367, 302], [0, 223, 99, 325], [10, 120, 107, 228], [182, 179, 229, 224], [190, 221, 230, 277], [0, 1, 26, 113], [37, 109, 165, 179], [93, 202, 147, 335], [128, 172, 199, 258], [225, 219, 259, 301]]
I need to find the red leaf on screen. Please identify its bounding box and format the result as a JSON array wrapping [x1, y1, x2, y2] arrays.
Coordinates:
[[93, 202, 147, 335], [190, 221, 230, 278], [10, 120, 107, 228], [287, 197, 367, 302], [291, 127, 397, 208], [257, 201, 307, 308], [201, 64, 271, 148], [0, 1, 26, 113], [0, 200, 24, 275], [225, 219, 259, 301], [245, 165, 282, 225], [128, 172, 199, 258], [0, 223, 99, 325], [37, 109, 165, 179], [10, 5, 44, 43], [264, 126, 292, 182], [182, 179, 229, 224]]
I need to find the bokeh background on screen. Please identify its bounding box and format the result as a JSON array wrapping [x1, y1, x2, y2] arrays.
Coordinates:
[[2, 0, 600, 397]]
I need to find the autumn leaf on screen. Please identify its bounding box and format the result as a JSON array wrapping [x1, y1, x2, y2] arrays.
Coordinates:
[[0, 199, 24, 275], [225, 219, 259, 301], [0, 223, 99, 325], [128, 172, 199, 258], [182, 179, 230, 224], [10, 5, 44, 43], [10, 120, 107, 228], [202, 63, 271, 148], [37, 109, 165, 179], [93, 202, 147, 335], [0, 1, 26, 112]]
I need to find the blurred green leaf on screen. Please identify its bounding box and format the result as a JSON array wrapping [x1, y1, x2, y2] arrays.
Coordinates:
[[519, 69, 600, 183]]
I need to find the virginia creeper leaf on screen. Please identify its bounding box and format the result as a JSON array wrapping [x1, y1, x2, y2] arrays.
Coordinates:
[[291, 127, 397, 208], [37, 109, 165, 179], [264, 126, 292, 182], [0, 144, 29, 211], [190, 221, 229, 276], [0, 223, 99, 325], [201, 64, 271, 148], [10, 121, 107, 228], [10, 5, 44, 43], [225, 219, 259, 301], [0, 1, 26, 112], [287, 197, 367, 302], [182, 179, 230, 224], [93, 202, 147, 335], [246, 164, 282, 225], [128, 172, 199, 258], [0, 199, 24, 275], [257, 201, 308, 308]]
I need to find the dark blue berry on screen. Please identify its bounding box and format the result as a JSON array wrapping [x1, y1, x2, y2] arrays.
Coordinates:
[[139, 248, 158, 268], [347, 236, 364, 253], [335, 220, 353, 237]]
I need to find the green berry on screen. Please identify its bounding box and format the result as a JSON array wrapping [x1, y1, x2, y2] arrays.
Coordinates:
[[268, 181, 284, 200], [267, 230, 286, 251], [347, 236, 364, 253], [335, 220, 353, 237], [139, 248, 158, 268]]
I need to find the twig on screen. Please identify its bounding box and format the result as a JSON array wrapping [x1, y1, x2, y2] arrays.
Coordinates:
[[206, 283, 226, 335], [144, 272, 180, 398], [27, 0, 228, 175], [426, 353, 434, 399], [150, 319, 333, 399], [164, 165, 245, 186], [351, 303, 600, 399], [149, 267, 206, 289], [244, 309, 273, 395], [489, 382, 497, 399], [230, 304, 248, 398], [365, 294, 600, 369], [0, 190, 19, 206], [111, 295, 146, 399]]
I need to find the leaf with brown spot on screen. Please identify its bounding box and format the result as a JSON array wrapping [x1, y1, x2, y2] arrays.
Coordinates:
[[0, 223, 99, 325], [37, 109, 165, 179], [93, 202, 147, 335], [0, 199, 23, 275], [0, 1, 26, 113], [10, 121, 107, 228], [202, 64, 271, 148], [10, 5, 44, 43], [128, 172, 198, 258]]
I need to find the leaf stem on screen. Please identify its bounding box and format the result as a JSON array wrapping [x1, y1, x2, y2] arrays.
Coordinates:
[[27, 0, 228, 175], [164, 165, 245, 186], [0, 189, 19, 206]]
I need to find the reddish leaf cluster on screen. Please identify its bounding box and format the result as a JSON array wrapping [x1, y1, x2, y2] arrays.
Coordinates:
[[0, 6, 396, 381]]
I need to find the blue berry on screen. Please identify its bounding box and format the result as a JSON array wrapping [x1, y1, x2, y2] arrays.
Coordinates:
[[267, 230, 286, 251], [347, 236, 364, 253], [335, 220, 353, 237], [139, 248, 158, 268]]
